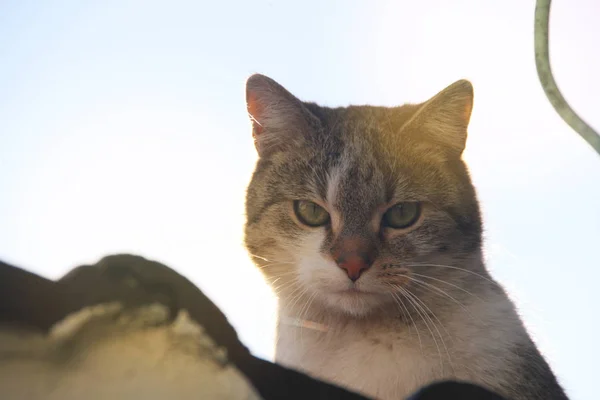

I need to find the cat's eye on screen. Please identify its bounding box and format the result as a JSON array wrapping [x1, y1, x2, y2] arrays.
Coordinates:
[[382, 202, 421, 229], [293, 200, 330, 227]]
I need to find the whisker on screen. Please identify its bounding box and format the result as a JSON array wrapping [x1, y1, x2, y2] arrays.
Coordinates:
[[288, 292, 309, 345], [407, 263, 500, 287], [395, 285, 443, 373], [272, 278, 304, 303], [287, 286, 310, 315], [248, 253, 296, 265], [300, 291, 319, 325], [400, 274, 481, 324], [256, 261, 296, 269], [403, 282, 453, 339], [297, 291, 323, 338], [388, 291, 409, 329], [265, 270, 300, 280], [248, 253, 270, 262], [394, 285, 442, 364], [271, 279, 300, 295], [280, 316, 329, 333], [388, 286, 422, 354], [402, 286, 455, 374], [269, 277, 282, 287], [283, 287, 329, 338], [409, 272, 485, 303]]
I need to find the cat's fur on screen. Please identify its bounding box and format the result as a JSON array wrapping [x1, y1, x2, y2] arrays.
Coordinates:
[[243, 74, 568, 400]]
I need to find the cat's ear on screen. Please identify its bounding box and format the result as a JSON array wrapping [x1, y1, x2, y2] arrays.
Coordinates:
[[246, 74, 317, 157], [400, 80, 473, 157]]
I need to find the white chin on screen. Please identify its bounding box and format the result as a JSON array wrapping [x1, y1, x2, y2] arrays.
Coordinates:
[[321, 290, 381, 317]]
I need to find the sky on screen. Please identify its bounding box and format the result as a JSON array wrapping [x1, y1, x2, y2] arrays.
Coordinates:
[[0, 0, 599, 398]]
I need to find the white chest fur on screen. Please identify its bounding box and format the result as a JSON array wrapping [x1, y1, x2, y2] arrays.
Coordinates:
[[275, 297, 525, 400]]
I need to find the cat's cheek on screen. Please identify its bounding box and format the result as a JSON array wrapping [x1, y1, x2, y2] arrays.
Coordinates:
[[294, 230, 347, 291]]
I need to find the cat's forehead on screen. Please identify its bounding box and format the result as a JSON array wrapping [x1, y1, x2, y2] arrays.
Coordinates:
[[275, 104, 448, 211], [306, 107, 402, 210], [324, 151, 386, 227], [312, 106, 391, 145], [309, 104, 418, 167]]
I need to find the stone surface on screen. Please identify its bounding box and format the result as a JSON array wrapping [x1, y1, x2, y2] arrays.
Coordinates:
[[0, 303, 261, 400]]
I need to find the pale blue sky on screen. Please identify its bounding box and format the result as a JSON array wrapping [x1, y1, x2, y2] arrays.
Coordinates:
[[1, 1, 598, 398]]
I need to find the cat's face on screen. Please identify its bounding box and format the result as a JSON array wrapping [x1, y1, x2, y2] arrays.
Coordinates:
[[244, 74, 482, 317]]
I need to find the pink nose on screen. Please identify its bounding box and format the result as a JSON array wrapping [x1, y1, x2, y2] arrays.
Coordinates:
[[331, 237, 376, 282], [336, 254, 372, 282]]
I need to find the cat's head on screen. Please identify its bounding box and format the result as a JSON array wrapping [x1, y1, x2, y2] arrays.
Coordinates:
[[244, 74, 483, 317]]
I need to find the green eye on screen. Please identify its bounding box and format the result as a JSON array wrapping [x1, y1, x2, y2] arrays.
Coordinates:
[[382, 202, 421, 229], [293, 200, 330, 227]]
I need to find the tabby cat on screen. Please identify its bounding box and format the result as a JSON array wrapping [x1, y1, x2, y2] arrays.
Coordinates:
[[243, 74, 568, 400]]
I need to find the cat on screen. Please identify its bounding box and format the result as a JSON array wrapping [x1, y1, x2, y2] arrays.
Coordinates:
[[243, 73, 568, 400]]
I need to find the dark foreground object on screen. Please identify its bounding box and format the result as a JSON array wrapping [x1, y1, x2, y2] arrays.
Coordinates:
[[0, 254, 507, 399]]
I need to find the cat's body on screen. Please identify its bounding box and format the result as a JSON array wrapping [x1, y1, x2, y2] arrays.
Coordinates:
[[276, 262, 553, 399], [243, 74, 568, 400]]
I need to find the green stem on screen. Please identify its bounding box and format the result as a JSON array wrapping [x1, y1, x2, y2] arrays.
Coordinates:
[[534, 0, 600, 155]]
